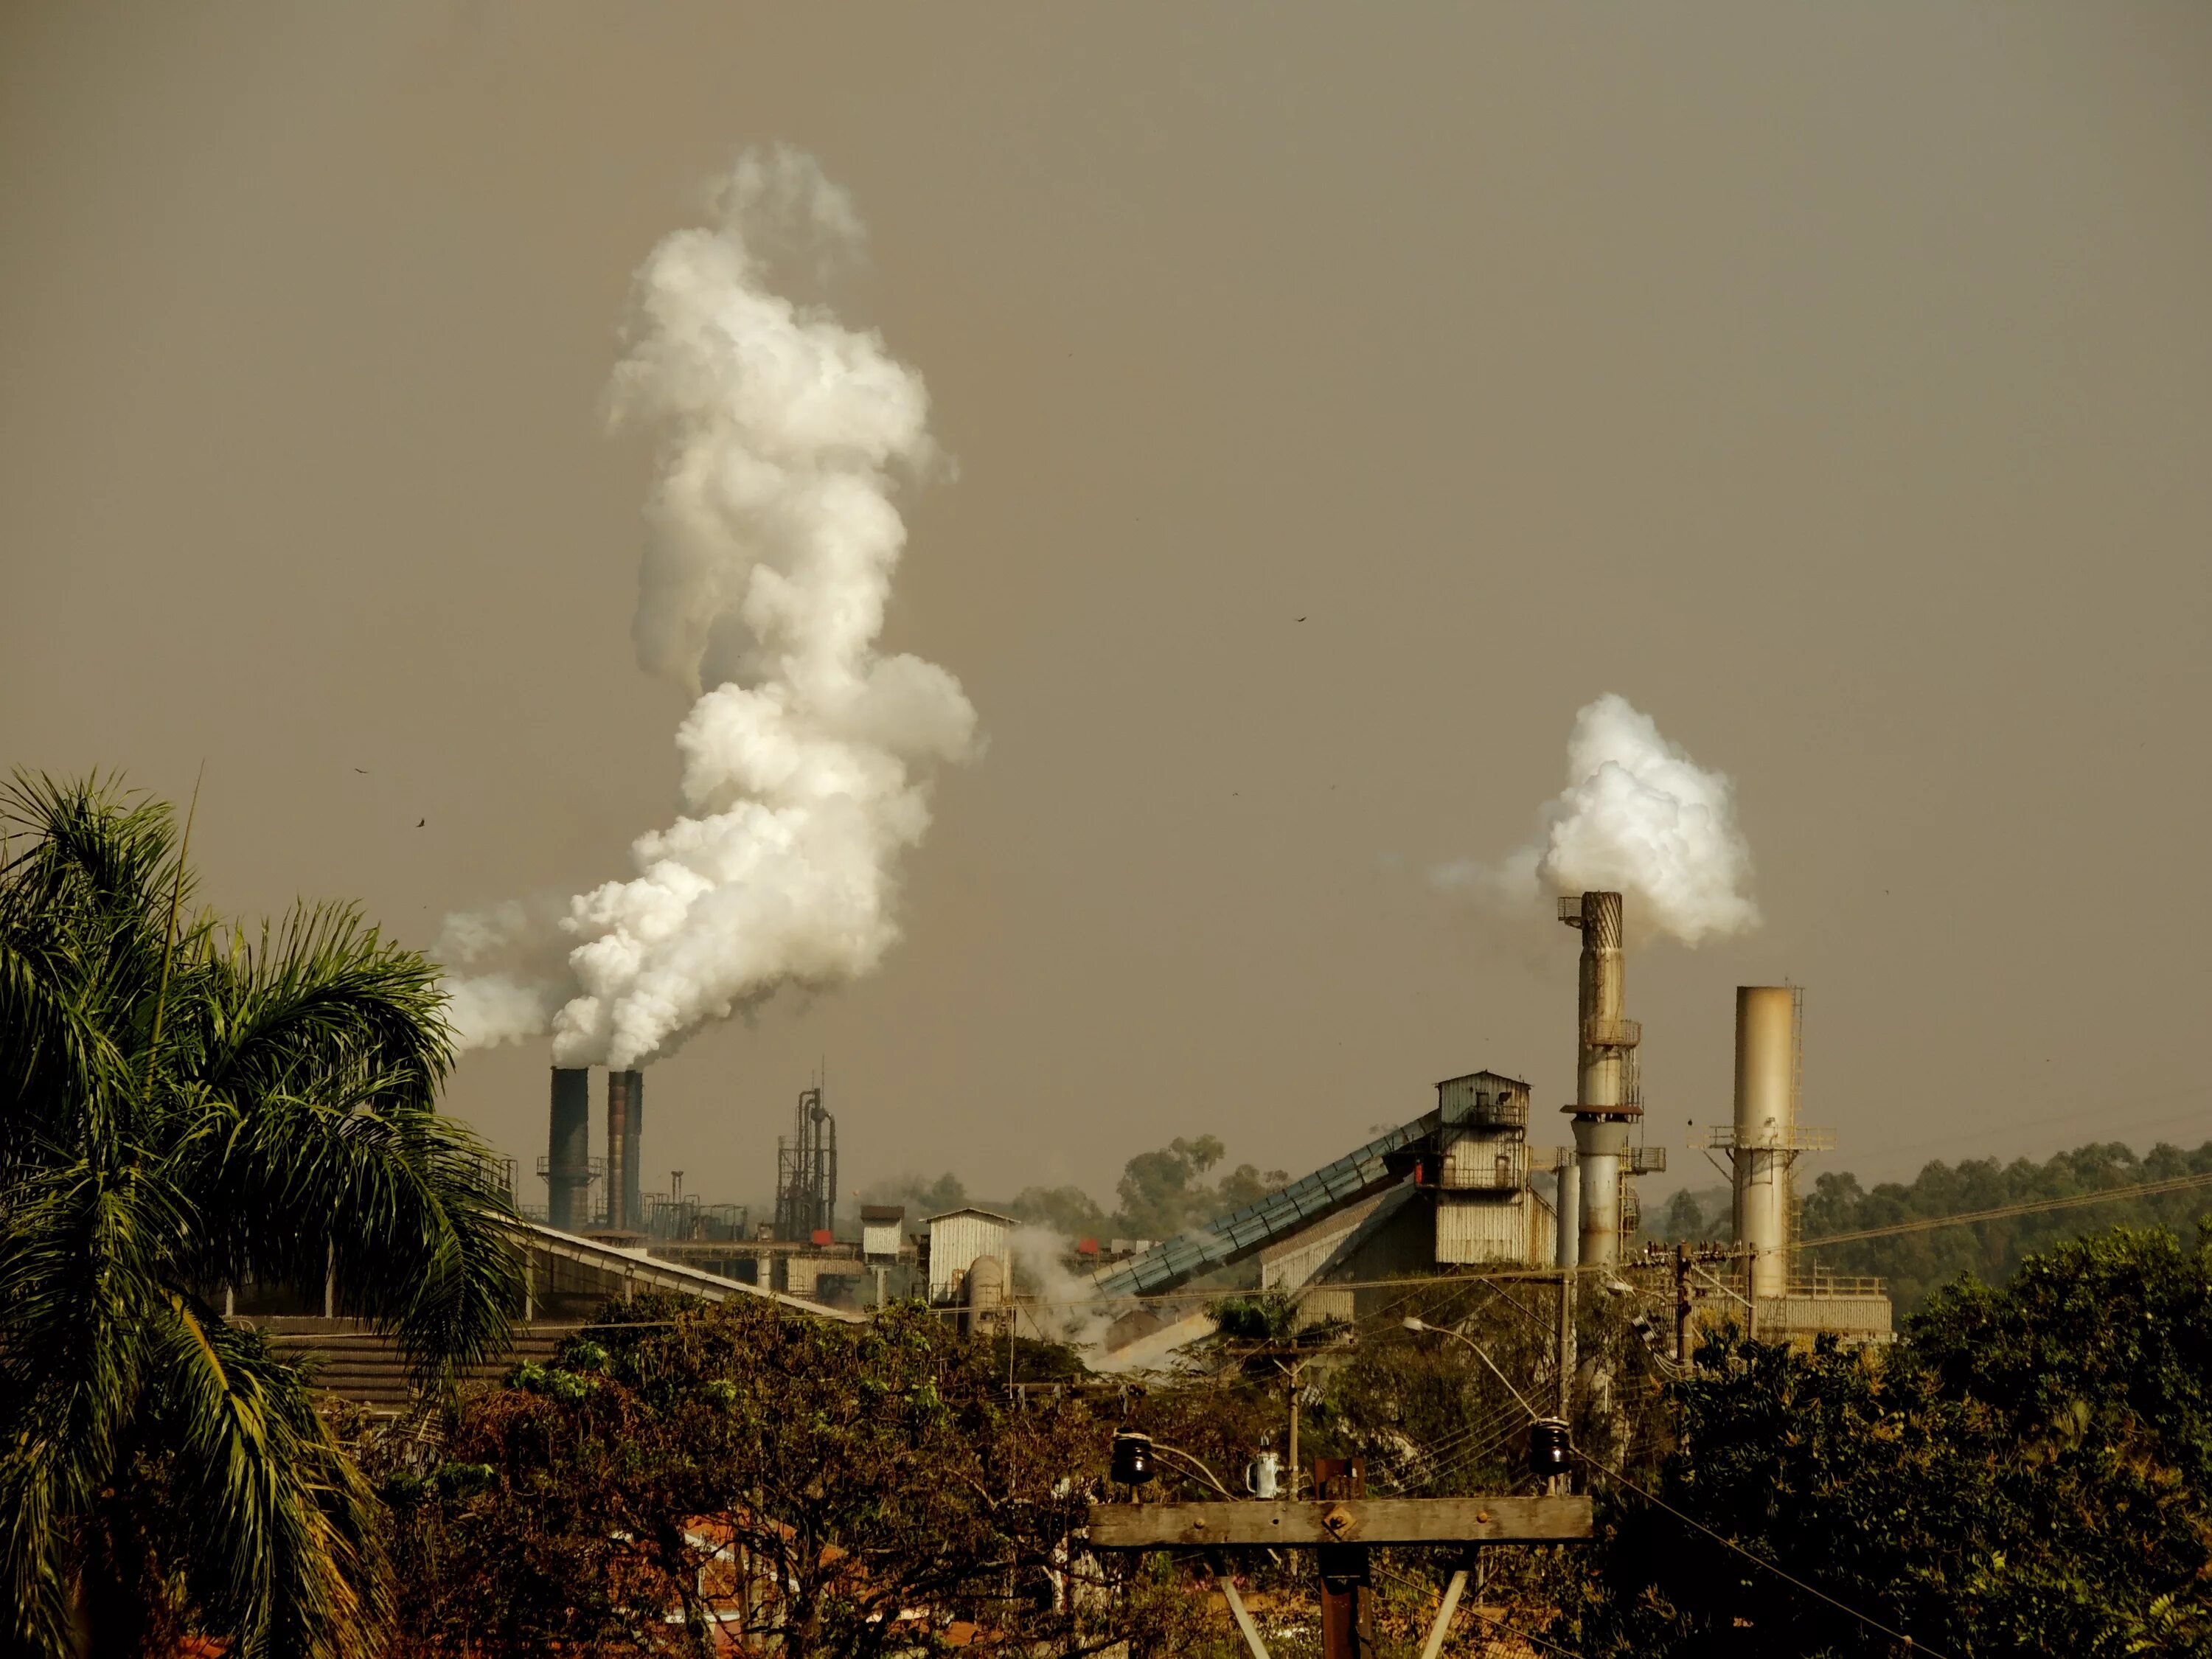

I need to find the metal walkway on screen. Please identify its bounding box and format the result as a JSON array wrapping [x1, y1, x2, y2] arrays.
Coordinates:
[[1088, 1110, 1441, 1298]]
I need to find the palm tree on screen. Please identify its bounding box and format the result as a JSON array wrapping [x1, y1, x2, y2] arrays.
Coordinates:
[[0, 773, 523, 1658]]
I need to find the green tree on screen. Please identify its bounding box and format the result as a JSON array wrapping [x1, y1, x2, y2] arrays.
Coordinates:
[[0, 775, 521, 1658], [1009, 1182, 1110, 1241], [1799, 1138, 2212, 1310], [1655, 1187, 1713, 1241], [1554, 1224, 2212, 1656], [1114, 1135, 1286, 1242], [379, 1293, 1110, 1657]]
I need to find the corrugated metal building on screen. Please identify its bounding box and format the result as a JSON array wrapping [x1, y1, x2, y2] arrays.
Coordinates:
[[926, 1208, 1013, 1305], [1433, 1191, 1528, 1265], [860, 1204, 905, 1261]]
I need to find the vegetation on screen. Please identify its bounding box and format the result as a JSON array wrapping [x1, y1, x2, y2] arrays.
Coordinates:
[[0, 775, 521, 1659], [1557, 1225, 2212, 1655], [12, 778, 2211, 1657], [377, 1294, 1119, 1657], [1652, 1140, 2212, 1310], [1798, 1138, 2212, 1310]]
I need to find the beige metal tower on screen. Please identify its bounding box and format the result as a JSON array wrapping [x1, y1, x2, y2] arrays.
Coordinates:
[[1694, 987, 1835, 1299]]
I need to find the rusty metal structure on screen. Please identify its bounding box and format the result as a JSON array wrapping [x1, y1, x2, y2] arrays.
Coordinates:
[[605, 1068, 644, 1234], [773, 1085, 838, 1242]]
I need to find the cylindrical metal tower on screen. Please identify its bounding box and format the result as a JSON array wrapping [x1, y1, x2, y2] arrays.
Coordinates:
[[1561, 891, 1642, 1267], [546, 1066, 591, 1231], [1732, 987, 1796, 1300], [1553, 1153, 1582, 1269], [1575, 890, 1627, 1110], [605, 1069, 644, 1232]]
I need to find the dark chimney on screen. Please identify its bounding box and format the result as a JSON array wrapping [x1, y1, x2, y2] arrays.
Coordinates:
[[547, 1067, 591, 1231]]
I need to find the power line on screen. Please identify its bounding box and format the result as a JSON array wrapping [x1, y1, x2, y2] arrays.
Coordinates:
[[1468, 1605, 1593, 1659], [1576, 1451, 1955, 1659], [1798, 1167, 2212, 1249], [1871, 1085, 2212, 1163]]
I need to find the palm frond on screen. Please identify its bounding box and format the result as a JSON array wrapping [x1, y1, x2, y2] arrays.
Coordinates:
[[145, 1302, 389, 1659]]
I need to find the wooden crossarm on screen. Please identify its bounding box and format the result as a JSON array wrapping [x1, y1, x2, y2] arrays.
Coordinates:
[[1085, 1495, 1592, 1549]]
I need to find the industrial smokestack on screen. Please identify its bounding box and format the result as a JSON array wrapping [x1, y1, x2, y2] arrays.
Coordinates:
[[546, 1066, 591, 1231], [1561, 891, 1641, 1267], [605, 1069, 644, 1233], [1732, 987, 1798, 1301]]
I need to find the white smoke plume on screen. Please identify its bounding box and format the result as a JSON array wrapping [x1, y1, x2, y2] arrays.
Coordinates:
[[1438, 693, 1760, 945], [1008, 1226, 1117, 1354], [437, 149, 976, 1068]]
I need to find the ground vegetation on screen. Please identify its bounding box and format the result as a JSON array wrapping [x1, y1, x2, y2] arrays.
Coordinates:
[[0, 774, 521, 1658]]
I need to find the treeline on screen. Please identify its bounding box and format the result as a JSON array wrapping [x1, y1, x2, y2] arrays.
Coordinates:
[[1559, 1223, 2212, 1654], [1658, 1138, 2212, 1310], [866, 1133, 1288, 1245]]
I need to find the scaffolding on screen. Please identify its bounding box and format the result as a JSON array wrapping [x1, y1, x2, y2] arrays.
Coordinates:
[[773, 1086, 838, 1242]]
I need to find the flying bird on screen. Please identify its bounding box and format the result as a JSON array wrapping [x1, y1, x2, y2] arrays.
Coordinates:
[[1295, 616, 1307, 622], [352, 768, 368, 774], [416, 818, 425, 828]]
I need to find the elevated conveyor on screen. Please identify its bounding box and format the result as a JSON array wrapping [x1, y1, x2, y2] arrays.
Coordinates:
[[1089, 1110, 1441, 1298]]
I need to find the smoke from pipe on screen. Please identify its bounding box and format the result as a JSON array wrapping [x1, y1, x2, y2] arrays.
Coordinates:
[[436, 149, 976, 1068], [1436, 693, 1760, 945]]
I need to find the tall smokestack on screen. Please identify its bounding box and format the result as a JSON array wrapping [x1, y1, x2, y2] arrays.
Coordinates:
[[1560, 891, 1641, 1267], [546, 1066, 591, 1231], [605, 1069, 644, 1233], [1732, 987, 1798, 1301]]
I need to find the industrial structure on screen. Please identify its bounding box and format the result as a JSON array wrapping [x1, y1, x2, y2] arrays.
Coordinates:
[[1555, 891, 1664, 1270], [540, 1065, 594, 1232], [773, 1085, 838, 1243], [605, 1068, 644, 1234], [1082, 891, 1885, 1354], [1691, 987, 1889, 1341], [529, 1066, 917, 1310], [513, 888, 1888, 1352], [925, 1206, 1015, 1332]]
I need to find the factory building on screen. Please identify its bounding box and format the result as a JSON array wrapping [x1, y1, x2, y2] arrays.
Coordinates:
[[1088, 890, 1886, 1351], [526, 1068, 913, 1311], [925, 1207, 1014, 1304]]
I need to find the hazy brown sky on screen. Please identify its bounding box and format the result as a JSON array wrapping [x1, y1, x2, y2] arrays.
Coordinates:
[[4, 4, 2207, 1214]]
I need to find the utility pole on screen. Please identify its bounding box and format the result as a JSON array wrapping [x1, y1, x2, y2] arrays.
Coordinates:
[[1312, 1457, 1376, 1659], [1552, 1267, 1576, 1495], [1554, 1268, 1576, 1418], [1674, 1242, 1692, 1365]]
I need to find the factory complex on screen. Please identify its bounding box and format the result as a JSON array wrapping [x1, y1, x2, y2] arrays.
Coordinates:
[[495, 889, 1890, 1358]]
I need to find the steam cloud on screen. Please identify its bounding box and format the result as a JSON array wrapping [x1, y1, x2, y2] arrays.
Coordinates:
[[1439, 693, 1759, 945], [437, 149, 976, 1068]]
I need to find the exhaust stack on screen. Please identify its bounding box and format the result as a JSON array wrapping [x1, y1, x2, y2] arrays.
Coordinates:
[[605, 1069, 644, 1233], [1692, 989, 1835, 1302], [546, 1067, 591, 1231], [1732, 988, 1796, 1300], [1559, 891, 1643, 1267]]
